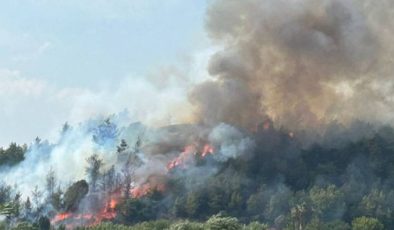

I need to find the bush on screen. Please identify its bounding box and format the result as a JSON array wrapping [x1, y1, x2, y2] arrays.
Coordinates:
[[170, 221, 204, 230], [303, 219, 350, 230], [76, 222, 133, 230], [11, 222, 37, 230], [244, 221, 269, 230], [0, 221, 7, 230], [324, 220, 350, 230], [206, 215, 241, 230], [130, 219, 172, 230]]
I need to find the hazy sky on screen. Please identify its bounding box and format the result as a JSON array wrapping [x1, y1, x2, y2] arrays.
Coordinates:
[[0, 0, 210, 146]]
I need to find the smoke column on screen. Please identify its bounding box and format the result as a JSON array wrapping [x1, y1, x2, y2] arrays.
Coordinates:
[[190, 0, 394, 130]]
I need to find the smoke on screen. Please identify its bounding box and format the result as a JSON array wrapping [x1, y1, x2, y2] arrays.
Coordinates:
[[209, 123, 254, 161], [0, 120, 119, 198], [190, 0, 394, 130], [0, 112, 254, 205]]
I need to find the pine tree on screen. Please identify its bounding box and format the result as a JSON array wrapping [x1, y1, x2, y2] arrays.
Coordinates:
[[46, 168, 56, 198], [85, 154, 104, 192]]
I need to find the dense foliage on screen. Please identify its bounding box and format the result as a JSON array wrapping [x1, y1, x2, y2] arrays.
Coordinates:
[[0, 143, 26, 167]]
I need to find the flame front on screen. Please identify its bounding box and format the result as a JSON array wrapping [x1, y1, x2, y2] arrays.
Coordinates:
[[52, 143, 214, 228]]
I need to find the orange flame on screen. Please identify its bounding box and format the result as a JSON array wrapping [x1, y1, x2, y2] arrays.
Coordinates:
[[52, 212, 72, 224], [51, 192, 120, 228], [130, 183, 152, 198], [166, 144, 196, 171], [109, 198, 117, 209], [52, 143, 215, 228], [130, 175, 167, 198], [202, 144, 214, 157], [167, 143, 215, 171]]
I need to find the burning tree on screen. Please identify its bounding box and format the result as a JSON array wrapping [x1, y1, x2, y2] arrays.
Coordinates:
[[85, 154, 104, 193], [118, 137, 143, 199]]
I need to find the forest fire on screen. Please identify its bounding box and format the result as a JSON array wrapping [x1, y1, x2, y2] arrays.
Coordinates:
[[130, 183, 166, 198], [202, 144, 214, 157], [95, 202, 117, 222], [109, 198, 117, 209], [50, 143, 215, 228], [52, 212, 72, 223], [130, 183, 152, 198], [51, 198, 118, 228], [166, 145, 196, 171], [131, 174, 167, 198], [166, 143, 215, 171], [51, 189, 121, 228], [51, 212, 92, 228]]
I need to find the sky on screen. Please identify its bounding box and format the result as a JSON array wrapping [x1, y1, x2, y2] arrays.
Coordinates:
[[0, 0, 210, 147]]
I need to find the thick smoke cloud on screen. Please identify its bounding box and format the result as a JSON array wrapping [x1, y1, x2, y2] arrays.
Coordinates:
[[190, 0, 394, 130]]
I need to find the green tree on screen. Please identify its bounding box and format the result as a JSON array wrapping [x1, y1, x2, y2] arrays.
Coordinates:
[[32, 186, 43, 216], [173, 197, 186, 218], [185, 192, 203, 218], [85, 154, 103, 192], [208, 191, 225, 214], [309, 185, 345, 221], [63, 180, 89, 212], [290, 203, 308, 230], [246, 191, 265, 217], [115, 198, 156, 224], [0, 184, 11, 205], [0, 143, 27, 166], [120, 138, 143, 199], [324, 220, 350, 230], [0, 143, 26, 166], [37, 216, 50, 230], [358, 189, 394, 225], [351, 217, 383, 230], [117, 139, 128, 154], [170, 221, 204, 230], [50, 187, 63, 211], [23, 197, 32, 219], [11, 192, 21, 218], [265, 185, 292, 223], [11, 222, 37, 230], [45, 168, 56, 198], [0, 221, 6, 230], [229, 191, 243, 211]]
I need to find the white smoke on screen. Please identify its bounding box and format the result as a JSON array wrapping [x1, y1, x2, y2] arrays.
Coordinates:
[[209, 123, 254, 161]]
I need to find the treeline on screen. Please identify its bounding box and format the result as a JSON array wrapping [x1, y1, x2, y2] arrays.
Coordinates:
[[1, 214, 384, 230], [79, 216, 384, 230], [1, 121, 394, 229], [108, 125, 394, 229]]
